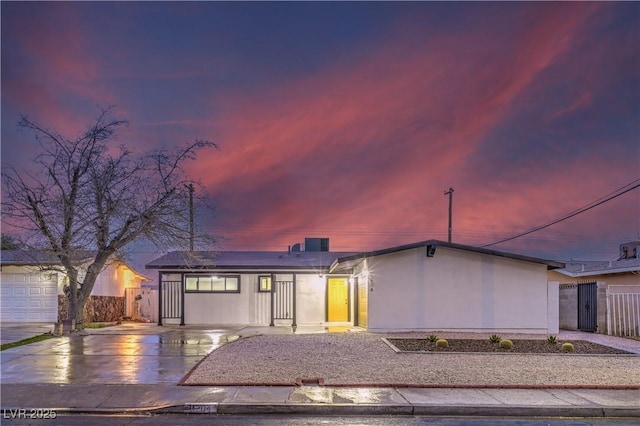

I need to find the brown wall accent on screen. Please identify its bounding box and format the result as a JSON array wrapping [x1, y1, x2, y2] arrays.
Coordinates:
[[597, 283, 607, 334], [558, 283, 578, 330], [58, 295, 124, 323]]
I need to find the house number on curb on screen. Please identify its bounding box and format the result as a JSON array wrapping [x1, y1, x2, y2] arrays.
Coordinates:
[[185, 403, 218, 414]]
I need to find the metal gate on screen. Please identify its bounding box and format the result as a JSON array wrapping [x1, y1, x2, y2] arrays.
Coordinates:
[[270, 278, 296, 327], [160, 280, 182, 321], [606, 286, 640, 337], [578, 282, 597, 332]]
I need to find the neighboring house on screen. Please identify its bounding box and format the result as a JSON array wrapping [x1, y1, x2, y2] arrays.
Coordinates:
[[0, 250, 150, 323], [550, 241, 640, 336], [146, 238, 564, 333]]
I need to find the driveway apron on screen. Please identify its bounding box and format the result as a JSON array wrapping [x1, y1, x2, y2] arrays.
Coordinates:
[[0, 323, 54, 344], [0, 323, 243, 384]]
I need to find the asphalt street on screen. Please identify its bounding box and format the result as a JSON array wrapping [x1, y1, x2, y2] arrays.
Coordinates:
[[2, 414, 640, 426]]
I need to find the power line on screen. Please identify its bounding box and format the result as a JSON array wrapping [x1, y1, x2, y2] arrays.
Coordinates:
[[482, 178, 640, 248]]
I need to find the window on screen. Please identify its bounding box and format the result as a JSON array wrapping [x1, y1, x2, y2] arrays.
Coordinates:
[[185, 275, 240, 293], [259, 276, 271, 292]]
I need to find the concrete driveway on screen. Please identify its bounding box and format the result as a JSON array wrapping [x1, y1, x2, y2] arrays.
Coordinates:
[[0, 322, 54, 344], [0, 322, 245, 384]]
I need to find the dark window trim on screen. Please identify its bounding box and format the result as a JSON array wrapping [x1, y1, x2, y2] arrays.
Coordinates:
[[258, 275, 272, 293], [184, 274, 241, 293]]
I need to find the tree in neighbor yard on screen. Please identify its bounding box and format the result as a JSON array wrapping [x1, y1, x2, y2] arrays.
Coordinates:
[[1, 234, 19, 250], [1, 107, 217, 328]]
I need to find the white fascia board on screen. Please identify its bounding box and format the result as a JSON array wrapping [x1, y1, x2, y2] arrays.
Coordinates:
[[556, 266, 640, 278]]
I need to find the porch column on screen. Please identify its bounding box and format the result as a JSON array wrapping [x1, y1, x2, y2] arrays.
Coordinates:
[[157, 271, 163, 326], [180, 274, 185, 326], [547, 281, 559, 334], [269, 272, 275, 326], [292, 273, 297, 329]]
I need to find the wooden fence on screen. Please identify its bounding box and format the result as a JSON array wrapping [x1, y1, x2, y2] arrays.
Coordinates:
[[125, 287, 158, 323]]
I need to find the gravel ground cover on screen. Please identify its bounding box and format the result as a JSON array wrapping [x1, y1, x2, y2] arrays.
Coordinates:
[[387, 338, 632, 354], [182, 332, 640, 387]]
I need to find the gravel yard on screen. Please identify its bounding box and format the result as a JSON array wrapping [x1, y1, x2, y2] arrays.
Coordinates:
[[182, 332, 640, 388]]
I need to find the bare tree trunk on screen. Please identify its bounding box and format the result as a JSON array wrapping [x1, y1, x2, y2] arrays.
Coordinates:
[[66, 269, 80, 330], [74, 291, 88, 328]]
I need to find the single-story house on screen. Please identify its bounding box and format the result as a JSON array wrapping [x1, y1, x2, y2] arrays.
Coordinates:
[[145, 239, 357, 327], [0, 250, 150, 323], [146, 238, 564, 333], [549, 241, 640, 336]]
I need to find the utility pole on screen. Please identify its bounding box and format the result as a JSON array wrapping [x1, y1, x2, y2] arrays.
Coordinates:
[[444, 187, 454, 243], [186, 183, 194, 251]]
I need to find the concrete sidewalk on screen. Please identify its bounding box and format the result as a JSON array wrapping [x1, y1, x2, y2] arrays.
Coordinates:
[[1, 383, 639, 417], [0, 323, 54, 344]]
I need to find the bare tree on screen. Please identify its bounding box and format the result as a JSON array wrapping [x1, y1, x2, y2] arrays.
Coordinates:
[[1, 107, 217, 327]]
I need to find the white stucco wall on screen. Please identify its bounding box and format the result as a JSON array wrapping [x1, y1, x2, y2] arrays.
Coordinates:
[[183, 272, 327, 325], [295, 274, 326, 325], [547, 281, 559, 334], [184, 273, 267, 324], [365, 246, 553, 333]]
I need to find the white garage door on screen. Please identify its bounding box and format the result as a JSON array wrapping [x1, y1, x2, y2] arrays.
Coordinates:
[[1, 273, 58, 322]]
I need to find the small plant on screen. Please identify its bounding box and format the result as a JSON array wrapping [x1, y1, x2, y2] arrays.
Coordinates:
[[499, 339, 514, 350], [562, 342, 575, 353], [435, 338, 449, 348], [84, 322, 108, 329], [547, 335, 558, 344], [428, 334, 439, 342], [489, 334, 502, 343]]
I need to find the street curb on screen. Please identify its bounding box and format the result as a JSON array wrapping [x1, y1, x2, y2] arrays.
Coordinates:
[[4, 403, 640, 418], [215, 403, 413, 416], [156, 403, 640, 418]]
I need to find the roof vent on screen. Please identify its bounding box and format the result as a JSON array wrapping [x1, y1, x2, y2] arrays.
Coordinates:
[[304, 238, 329, 252], [619, 241, 640, 260]]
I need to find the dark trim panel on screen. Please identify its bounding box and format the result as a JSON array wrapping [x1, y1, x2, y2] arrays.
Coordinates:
[[184, 274, 241, 293]]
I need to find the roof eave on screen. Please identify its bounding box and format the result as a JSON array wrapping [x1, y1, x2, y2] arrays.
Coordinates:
[[146, 264, 334, 271], [555, 267, 640, 277], [331, 240, 565, 271]]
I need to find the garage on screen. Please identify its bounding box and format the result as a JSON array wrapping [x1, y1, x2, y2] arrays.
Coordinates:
[[0, 273, 58, 322]]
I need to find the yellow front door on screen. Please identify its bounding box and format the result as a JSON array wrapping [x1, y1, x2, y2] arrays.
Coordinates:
[[327, 277, 349, 322]]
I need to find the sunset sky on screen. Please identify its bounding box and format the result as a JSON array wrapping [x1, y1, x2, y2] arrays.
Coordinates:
[[2, 2, 639, 263]]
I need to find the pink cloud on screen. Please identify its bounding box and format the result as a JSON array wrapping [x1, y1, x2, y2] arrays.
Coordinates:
[[4, 2, 633, 259], [189, 3, 613, 252]]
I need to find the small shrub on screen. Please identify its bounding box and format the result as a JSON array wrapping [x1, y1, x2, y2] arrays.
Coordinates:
[[84, 323, 108, 329], [547, 335, 558, 344], [499, 339, 514, 350], [428, 334, 439, 342], [435, 338, 449, 348], [562, 342, 575, 353], [489, 334, 502, 343]]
